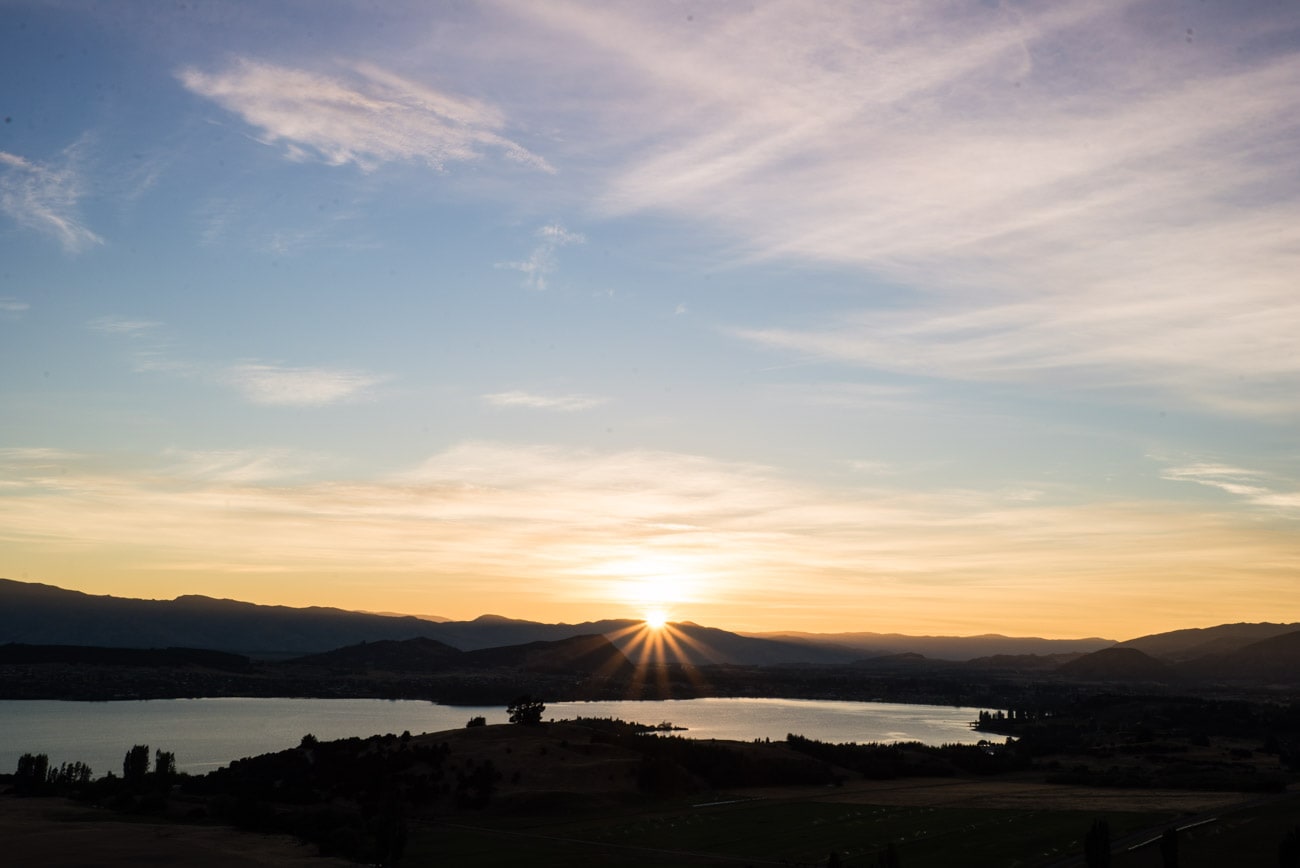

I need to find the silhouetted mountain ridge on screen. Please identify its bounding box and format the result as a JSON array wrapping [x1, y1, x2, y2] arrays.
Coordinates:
[[1118, 622, 1300, 661], [4, 578, 1297, 681], [745, 629, 1115, 661], [1177, 629, 1300, 684], [288, 637, 463, 671], [285, 634, 634, 677]]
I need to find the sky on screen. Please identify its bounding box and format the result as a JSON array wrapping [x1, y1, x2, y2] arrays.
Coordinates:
[[2, 1, 1299, 640]]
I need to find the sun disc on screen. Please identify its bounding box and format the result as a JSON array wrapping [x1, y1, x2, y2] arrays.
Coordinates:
[[644, 610, 668, 629]]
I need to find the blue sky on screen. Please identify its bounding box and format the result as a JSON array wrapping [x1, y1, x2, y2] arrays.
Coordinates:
[[2, 0, 1299, 637]]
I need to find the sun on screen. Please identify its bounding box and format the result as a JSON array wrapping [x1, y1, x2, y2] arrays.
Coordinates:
[[644, 609, 669, 630]]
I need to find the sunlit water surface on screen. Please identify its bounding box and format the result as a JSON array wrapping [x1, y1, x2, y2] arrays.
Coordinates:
[[0, 696, 991, 775]]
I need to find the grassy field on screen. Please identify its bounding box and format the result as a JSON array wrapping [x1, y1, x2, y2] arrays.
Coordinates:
[[413, 798, 1169, 867], [1112, 797, 1300, 868]]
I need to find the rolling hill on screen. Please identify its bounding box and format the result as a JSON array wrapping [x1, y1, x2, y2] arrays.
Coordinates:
[[1117, 622, 1300, 662]]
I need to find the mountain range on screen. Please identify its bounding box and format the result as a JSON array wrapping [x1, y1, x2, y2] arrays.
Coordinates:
[[0, 578, 1107, 664], [2, 578, 1298, 683]]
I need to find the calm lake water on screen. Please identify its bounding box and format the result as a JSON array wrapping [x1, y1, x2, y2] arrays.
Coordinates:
[[0, 697, 991, 776]]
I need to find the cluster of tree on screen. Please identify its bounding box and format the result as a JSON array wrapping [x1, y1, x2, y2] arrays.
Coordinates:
[[183, 729, 499, 863], [11, 753, 93, 795], [574, 717, 835, 794], [784, 734, 1031, 779], [10, 743, 182, 814], [507, 695, 545, 725], [975, 708, 1044, 731], [978, 694, 1300, 750], [121, 744, 174, 783], [969, 693, 1300, 792]]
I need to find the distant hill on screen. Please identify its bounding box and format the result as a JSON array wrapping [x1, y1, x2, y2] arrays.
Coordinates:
[[0, 578, 851, 665], [1179, 630, 1300, 685], [462, 634, 635, 676], [285, 633, 634, 678], [963, 653, 1084, 672], [0, 579, 446, 657], [623, 623, 860, 666], [0, 643, 252, 671], [427, 614, 644, 653], [9, 578, 1295, 679], [744, 630, 1115, 661], [848, 652, 961, 674], [287, 637, 463, 671], [1057, 647, 1175, 682], [1118, 622, 1300, 662]]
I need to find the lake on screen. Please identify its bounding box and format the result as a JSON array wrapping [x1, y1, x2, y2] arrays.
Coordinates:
[[0, 697, 993, 776]]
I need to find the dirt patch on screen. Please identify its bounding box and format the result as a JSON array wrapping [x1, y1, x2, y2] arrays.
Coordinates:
[[0, 796, 353, 868], [730, 777, 1253, 813]]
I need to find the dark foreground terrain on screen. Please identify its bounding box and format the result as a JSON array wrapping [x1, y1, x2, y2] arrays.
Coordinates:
[[5, 702, 1299, 868]]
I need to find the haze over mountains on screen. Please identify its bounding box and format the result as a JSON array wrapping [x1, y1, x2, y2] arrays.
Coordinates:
[[0, 578, 1108, 663], [2, 578, 1298, 684]]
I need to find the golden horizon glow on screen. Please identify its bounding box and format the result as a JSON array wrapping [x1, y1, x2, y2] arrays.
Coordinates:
[[2, 441, 1299, 640], [644, 610, 669, 630]]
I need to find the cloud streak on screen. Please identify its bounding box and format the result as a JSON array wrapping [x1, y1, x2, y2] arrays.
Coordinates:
[[224, 363, 387, 407], [504, 1, 1300, 415], [496, 222, 585, 290], [0, 147, 103, 253], [91, 317, 387, 406], [1162, 462, 1300, 512], [179, 58, 552, 174], [483, 390, 606, 411]]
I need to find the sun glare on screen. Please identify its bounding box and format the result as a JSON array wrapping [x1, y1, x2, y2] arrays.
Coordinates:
[[644, 610, 669, 630]]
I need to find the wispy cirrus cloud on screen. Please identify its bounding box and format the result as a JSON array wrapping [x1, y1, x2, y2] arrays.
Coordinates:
[[90, 317, 386, 407], [179, 58, 552, 174], [496, 222, 585, 290], [224, 363, 387, 407], [505, 1, 1300, 415], [0, 297, 30, 317], [483, 390, 606, 411], [1162, 462, 1300, 512], [162, 447, 325, 483], [0, 146, 103, 253], [89, 316, 162, 336], [88, 316, 186, 374]]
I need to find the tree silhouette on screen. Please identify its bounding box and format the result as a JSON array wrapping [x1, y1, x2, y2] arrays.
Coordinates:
[[155, 749, 176, 779], [14, 753, 50, 795], [1084, 818, 1111, 868], [123, 744, 150, 784], [507, 696, 545, 725], [1160, 826, 1179, 868]]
